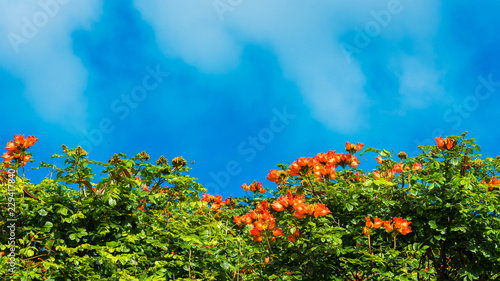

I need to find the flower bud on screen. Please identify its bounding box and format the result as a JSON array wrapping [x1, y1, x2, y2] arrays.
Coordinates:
[[75, 146, 87, 157], [136, 151, 150, 161], [156, 155, 168, 166], [397, 151, 408, 160], [172, 156, 187, 168], [109, 153, 121, 165]]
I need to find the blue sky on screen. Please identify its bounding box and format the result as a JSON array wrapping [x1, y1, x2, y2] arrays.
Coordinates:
[[1, 0, 499, 199]]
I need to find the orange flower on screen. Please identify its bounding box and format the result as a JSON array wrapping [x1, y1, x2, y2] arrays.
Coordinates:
[[435, 136, 445, 150], [372, 170, 381, 179], [2, 152, 12, 161], [250, 227, 261, 237], [266, 170, 287, 184], [25, 135, 39, 148], [273, 228, 284, 237], [241, 183, 250, 191], [383, 220, 393, 232], [14, 134, 26, 147], [365, 216, 372, 228], [293, 204, 308, 219], [288, 157, 312, 176], [271, 200, 285, 212], [241, 214, 252, 225], [202, 193, 210, 202], [375, 156, 383, 164], [313, 203, 331, 217], [5, 141, 17, 153], [357, 143, 364, 151], [256, 200, 269, 211], [484, 177, 500, 192], [21, 155, 31, 167], [233, 216, 241, 226], [254, 220, 266, 231], [436, 136, 454, 151], [399, 226, 412, 235], [393, 217, 412, 235], [373, 218, 383, 229], [412, 163, 422, 171], [394, 163, 403, 173]]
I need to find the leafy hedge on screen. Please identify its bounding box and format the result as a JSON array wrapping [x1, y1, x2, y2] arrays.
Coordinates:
[[0, 133, 499, 280]]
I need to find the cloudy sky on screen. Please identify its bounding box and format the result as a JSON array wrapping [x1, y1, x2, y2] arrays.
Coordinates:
[[1, 0, 499, 198]]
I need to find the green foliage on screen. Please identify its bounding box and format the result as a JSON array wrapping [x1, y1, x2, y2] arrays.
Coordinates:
[[0, 134, 499, 280]]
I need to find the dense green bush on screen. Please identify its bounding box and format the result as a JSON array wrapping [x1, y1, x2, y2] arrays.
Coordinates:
[[1, 133, 499, 280]]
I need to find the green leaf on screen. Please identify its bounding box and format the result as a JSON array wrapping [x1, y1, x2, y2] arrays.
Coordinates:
[[346, 204, 353, 212], [58, 207, 68, 216], [38, 209, 48, 216], [429, 220, 437, 229], [220, 260, 232, 270], [109, 197, 117, 207], [43, 221, 53, 229]]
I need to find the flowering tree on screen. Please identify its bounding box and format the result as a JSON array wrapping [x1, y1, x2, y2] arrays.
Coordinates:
[[0, 133, 499, 280]]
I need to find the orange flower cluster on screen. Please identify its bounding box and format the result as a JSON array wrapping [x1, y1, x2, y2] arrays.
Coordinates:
[[482, 177, 500, 192], [234, 200, 284, 242], [201, 193, 231, 211], [373, 156, 422, 181], [435, 136, 455, 151], [2, 134, 38, 168], [267, 146, 364, 185], [345, 142, 364, 154], [363, 216, 412, 236], [241, 181, 265, 193], [266, 169, 288, 184], [235, 191, 331, 243], [362, 216, 383, 236], [271, 190, 331, 219]]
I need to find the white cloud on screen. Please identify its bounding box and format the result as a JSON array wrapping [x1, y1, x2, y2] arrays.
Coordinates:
[[391, 55, 447, 109], [0, 0, 103, 132], [134, 0, 443, 133]]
